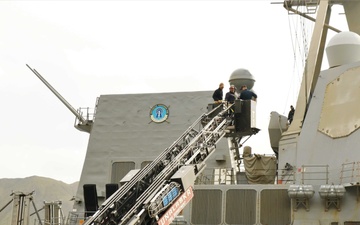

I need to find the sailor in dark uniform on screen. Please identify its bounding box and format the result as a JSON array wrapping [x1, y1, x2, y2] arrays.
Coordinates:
[[239, 85, 257, 101], [212, 82, 224, 103], [225, 85, 236, 104]]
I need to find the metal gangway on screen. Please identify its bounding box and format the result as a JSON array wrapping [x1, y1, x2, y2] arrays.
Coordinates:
[[83, 102, 258, 225]]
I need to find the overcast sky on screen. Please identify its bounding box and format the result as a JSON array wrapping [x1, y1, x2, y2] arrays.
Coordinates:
[[0, 1, 347, 184]]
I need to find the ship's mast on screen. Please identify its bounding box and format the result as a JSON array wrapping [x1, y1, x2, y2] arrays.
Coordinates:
[[277, 0, 360, 181], [283, 0, 331, 136], [283, 0, 360, 136]]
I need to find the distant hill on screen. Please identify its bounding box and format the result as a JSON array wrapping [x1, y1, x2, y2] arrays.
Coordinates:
[[0, 176, 78, 225]]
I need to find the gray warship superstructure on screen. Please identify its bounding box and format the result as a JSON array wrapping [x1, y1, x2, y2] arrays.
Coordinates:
[[8, 0, 360, 225]]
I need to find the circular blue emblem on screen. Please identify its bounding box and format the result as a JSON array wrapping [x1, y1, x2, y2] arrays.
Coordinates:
[[150, 104, 169, 123]]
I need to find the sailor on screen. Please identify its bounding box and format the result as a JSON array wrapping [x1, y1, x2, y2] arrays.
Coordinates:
[[225, 85, 236, 104], [212, 82, 224, 103], [239, 85, 257, 101], [288, 105, 295, 124]]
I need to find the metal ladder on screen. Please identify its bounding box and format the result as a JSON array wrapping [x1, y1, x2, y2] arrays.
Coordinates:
[[83, 103, 237, 225]]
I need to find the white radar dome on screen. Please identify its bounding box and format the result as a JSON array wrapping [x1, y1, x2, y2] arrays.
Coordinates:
[[229, 68, 255, 91], [326, 31, 360, 68]]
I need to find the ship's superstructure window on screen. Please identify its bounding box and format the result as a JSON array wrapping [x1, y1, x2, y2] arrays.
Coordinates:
[[111, 161, 135, 183]]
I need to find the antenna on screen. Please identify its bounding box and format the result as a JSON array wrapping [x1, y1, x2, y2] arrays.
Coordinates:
[[26, 64, 93, 133]]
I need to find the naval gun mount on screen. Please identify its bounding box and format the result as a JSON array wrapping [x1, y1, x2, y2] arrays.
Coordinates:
[[26, 64, 94, 133]]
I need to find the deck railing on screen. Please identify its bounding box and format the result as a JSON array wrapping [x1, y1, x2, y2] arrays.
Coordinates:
[[340, 161, 360, 184]]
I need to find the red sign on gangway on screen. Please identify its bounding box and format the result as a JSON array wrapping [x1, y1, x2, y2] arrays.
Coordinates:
[[157, 186, 194, 225]]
